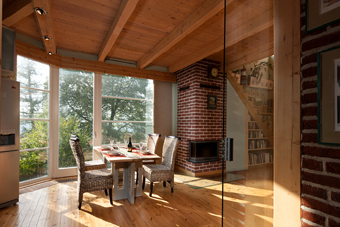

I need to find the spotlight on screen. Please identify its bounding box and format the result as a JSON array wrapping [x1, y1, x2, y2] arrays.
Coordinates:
[[43, 35, 51, 41], [48, 52, 53, 55], [34, 7, 46, 15]]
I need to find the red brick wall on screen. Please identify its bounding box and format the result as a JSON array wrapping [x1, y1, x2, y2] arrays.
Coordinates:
[[175, 59, 224, 175], [301, 1, 340, 226]]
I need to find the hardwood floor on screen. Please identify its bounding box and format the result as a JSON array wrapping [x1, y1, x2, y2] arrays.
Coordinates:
[[0, 165, 273, 227]]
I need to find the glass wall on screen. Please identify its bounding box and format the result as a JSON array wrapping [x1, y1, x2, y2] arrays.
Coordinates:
[[17, 56, 50, 182]]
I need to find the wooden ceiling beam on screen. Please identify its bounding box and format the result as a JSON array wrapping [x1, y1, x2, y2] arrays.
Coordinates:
[[3, 0, 33, 27], [168, 9, 274, 73], [98, 0, 139, 62], [32, 0, 56, 54], [137, 0, 229, 69], [16, 40, 176, 83]]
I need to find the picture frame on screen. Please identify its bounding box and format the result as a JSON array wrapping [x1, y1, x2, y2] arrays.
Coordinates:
[[306, 0, 340, 33], [317, 45, 340, 145], [207, 95, 217, 109]]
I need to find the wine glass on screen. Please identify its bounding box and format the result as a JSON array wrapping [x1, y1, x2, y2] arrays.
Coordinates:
[[139, 142, 143, 152], [116, 141, 120, 149], [110, 139, 115, 149], [124, 138, 128, 148]]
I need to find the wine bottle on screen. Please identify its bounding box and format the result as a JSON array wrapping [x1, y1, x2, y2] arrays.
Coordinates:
[[127, 137, 132, 152]]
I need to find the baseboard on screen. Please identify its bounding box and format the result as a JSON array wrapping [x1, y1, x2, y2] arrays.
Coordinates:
[[175, 166, 223, 177]]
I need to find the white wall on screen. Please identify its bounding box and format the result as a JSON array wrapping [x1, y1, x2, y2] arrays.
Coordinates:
[[153, 80, 174, 162], [226, 81, 247, 172]]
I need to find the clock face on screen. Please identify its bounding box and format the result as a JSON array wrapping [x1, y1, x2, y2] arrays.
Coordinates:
[[211, 68, 218, 77]]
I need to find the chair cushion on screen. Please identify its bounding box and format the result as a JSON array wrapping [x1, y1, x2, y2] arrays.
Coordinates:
[[85, 160, 106, 171], [142, 164, 173, 182], [84, 169, 112, 181]]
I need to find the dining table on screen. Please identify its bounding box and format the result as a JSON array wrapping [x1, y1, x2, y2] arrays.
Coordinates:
[[93, 146, 160, 204]]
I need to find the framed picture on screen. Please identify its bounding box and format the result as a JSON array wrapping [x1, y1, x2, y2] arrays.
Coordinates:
[[306, 0, 340, 33], [317, 46, 340, 145], [207, 95, 217, 109]]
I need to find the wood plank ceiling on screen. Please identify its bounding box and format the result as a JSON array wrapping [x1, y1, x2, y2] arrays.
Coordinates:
[[2, 0, 273, 78]]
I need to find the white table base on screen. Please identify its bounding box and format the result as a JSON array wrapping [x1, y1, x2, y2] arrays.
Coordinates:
[[112, 162, 136, 204]]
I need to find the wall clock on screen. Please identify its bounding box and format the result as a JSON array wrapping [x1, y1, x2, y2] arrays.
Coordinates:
[[208, 66, 219, 79]]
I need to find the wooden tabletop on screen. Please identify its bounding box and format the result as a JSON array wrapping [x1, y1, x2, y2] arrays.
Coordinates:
[[93, 146, 160, 163]]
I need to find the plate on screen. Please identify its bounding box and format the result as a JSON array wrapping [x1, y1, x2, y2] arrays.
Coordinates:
[[101, 145, 111, 149], [141, 150, 151, 155], [107, 150, 119, 155]]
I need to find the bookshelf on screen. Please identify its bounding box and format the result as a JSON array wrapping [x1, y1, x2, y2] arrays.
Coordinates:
[[246, 112, 273, 166]]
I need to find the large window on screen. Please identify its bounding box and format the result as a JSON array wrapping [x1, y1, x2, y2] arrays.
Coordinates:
[[17, 56, 50, 182], [58, 69, 94, 168], [17, 57, 154, 181], [101, 74, 153, 145]]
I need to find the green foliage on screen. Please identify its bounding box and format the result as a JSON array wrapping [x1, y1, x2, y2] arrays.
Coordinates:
[[58, 114, 92, 168], [101, 74, 153, 143]]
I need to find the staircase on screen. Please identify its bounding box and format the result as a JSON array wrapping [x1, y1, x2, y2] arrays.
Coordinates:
[[226, 70, 273, 145]]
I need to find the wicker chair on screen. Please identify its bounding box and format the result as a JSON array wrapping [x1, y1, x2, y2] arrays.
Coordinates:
[[136, 133, 161, 184], [146, 133, 161, 154], [142, 135, 181, 197], [69, 134, 113, 209]]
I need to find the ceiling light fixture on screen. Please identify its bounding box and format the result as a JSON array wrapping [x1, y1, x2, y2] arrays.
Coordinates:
[[48, 52, 53, 55], [43, 35, 51, 41], [34, 7, 46, 15]]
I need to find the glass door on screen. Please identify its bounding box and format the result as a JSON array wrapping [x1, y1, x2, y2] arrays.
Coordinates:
[[17, 56, 50, 185], [53, 69, 94, 177]]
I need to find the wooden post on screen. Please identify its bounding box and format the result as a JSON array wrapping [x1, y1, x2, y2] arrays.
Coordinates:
[[0, 0, 3, 132], [274, 0, 301, 226]]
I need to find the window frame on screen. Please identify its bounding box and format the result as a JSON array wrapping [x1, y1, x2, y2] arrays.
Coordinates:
[[18, 56, 52, 186]]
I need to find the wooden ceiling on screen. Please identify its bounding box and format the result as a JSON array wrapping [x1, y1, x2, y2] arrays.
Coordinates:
[[2, 0, 273, 79]]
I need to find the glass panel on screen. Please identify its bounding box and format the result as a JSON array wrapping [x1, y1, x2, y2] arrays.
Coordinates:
[[102, 122, 153, 145], [102, 74, 153, 99], [224, 56, 274, 225], [20, 120, 48, 150], [17, 55, 49, 91], [59, 69, 94, 168], [20, 88, 49, 119], [102, 98, 153, 121], [19, 149, 48, 182]]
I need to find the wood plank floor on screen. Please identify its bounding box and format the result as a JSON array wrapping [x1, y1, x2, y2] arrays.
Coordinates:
[[0, 165, 273, 227]]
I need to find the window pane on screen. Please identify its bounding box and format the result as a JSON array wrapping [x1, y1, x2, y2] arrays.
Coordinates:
[[102, 122, 153, 145], [17, 55, 49, 91], [102, 98, 153, 121], [59, 69, 93, 168], [20, 88, 49, 119], [19, 149, 48, 182], [20, 120, 48, 150], [102, 74, 153, 99]]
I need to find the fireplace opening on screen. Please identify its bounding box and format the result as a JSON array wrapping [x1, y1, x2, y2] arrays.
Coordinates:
[[189, 140, 220, 163]]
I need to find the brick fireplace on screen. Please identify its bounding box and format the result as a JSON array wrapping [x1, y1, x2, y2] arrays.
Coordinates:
[[175, 59, 224, 176]]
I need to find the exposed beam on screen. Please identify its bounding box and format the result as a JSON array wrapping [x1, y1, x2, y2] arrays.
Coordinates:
[[32, 0, 56, 54], [16, 40, 176, 83], [137, 0, 229, 69], [98, 0, 139, 62], [168, 9, 273, 73], [3, 0, 33, 27]]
